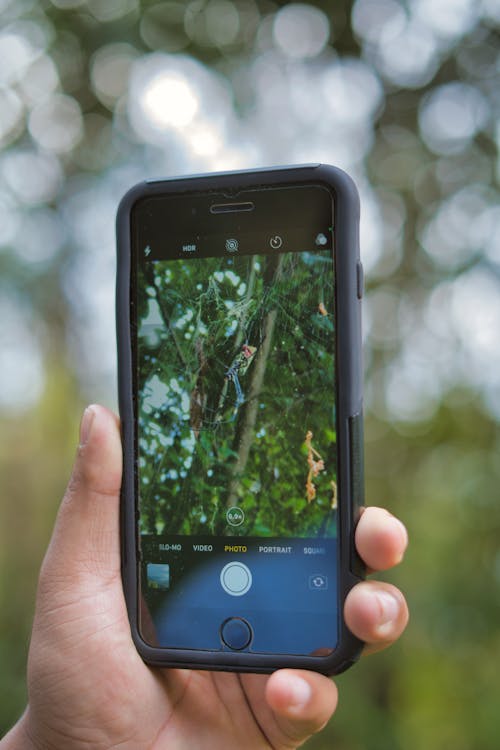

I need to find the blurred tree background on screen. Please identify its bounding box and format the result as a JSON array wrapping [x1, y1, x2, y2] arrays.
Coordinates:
[[0, 0, 499, 747]]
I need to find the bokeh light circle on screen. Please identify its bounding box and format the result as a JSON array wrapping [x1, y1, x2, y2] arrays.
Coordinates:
[[28, 94, 83, 153], [273, 3, 330, 59]]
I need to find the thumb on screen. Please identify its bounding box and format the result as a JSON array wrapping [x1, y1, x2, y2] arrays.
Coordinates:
[[40, 404, 123, 590], [265, 670, 338, 745]]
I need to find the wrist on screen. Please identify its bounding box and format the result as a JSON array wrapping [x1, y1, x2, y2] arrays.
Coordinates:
[[1, 710, 38, 750]]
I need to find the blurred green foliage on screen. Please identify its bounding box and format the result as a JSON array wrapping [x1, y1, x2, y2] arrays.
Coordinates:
[[1, 0, 499, 748]]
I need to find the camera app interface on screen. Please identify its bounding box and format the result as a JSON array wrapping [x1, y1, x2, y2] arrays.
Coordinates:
[[135, 195, 339, 656]]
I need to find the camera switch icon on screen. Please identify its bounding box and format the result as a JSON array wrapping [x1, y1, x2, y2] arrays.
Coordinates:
[[309, 574, 328, 591]]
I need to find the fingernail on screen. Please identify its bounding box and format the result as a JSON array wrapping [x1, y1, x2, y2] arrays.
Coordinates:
[[375, 591, 400, 636], [394, 517, 409, 545], [392, 518, 409, 560], [288, 676, 312, 709], [80, 406, 96, 446], [384, 511, 409, 556]]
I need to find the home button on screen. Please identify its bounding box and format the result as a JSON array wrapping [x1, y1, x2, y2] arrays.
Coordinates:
[[220, 617, 252, 651]]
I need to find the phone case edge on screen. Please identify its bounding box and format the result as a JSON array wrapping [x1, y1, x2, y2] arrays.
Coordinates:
[[116, 164, 365, 675]]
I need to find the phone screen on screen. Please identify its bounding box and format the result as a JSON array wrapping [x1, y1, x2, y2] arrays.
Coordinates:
[[132, 185, 339, 656]]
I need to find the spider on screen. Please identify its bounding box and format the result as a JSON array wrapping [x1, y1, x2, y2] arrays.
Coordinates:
[[224, 343, 257, 406]]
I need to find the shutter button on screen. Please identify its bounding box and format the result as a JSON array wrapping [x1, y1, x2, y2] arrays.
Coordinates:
[[220, 561, 252, 596]]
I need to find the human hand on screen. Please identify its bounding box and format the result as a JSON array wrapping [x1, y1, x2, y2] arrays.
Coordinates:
[[3, 405, 408, 750]]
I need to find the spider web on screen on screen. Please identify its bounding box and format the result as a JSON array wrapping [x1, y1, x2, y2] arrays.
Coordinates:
[[136, 249, 336, 536]]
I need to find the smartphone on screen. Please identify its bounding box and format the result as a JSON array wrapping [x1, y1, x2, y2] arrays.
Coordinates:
[[116, 164, 365, 674]]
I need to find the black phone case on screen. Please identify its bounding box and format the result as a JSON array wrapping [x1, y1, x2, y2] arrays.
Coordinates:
[[116, 164, 365, 675]]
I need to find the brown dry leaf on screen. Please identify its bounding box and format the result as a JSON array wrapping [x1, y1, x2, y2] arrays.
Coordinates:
[[305, 430, 325, 503], [330, 480, 337, 510]]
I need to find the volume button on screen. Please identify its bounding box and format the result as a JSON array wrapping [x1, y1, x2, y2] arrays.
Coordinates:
[[356, 262, 364, 300]]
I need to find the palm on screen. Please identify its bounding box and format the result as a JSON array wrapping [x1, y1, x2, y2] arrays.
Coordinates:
[[152, 671, 286, 750], [28, 572, 294, 750]]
